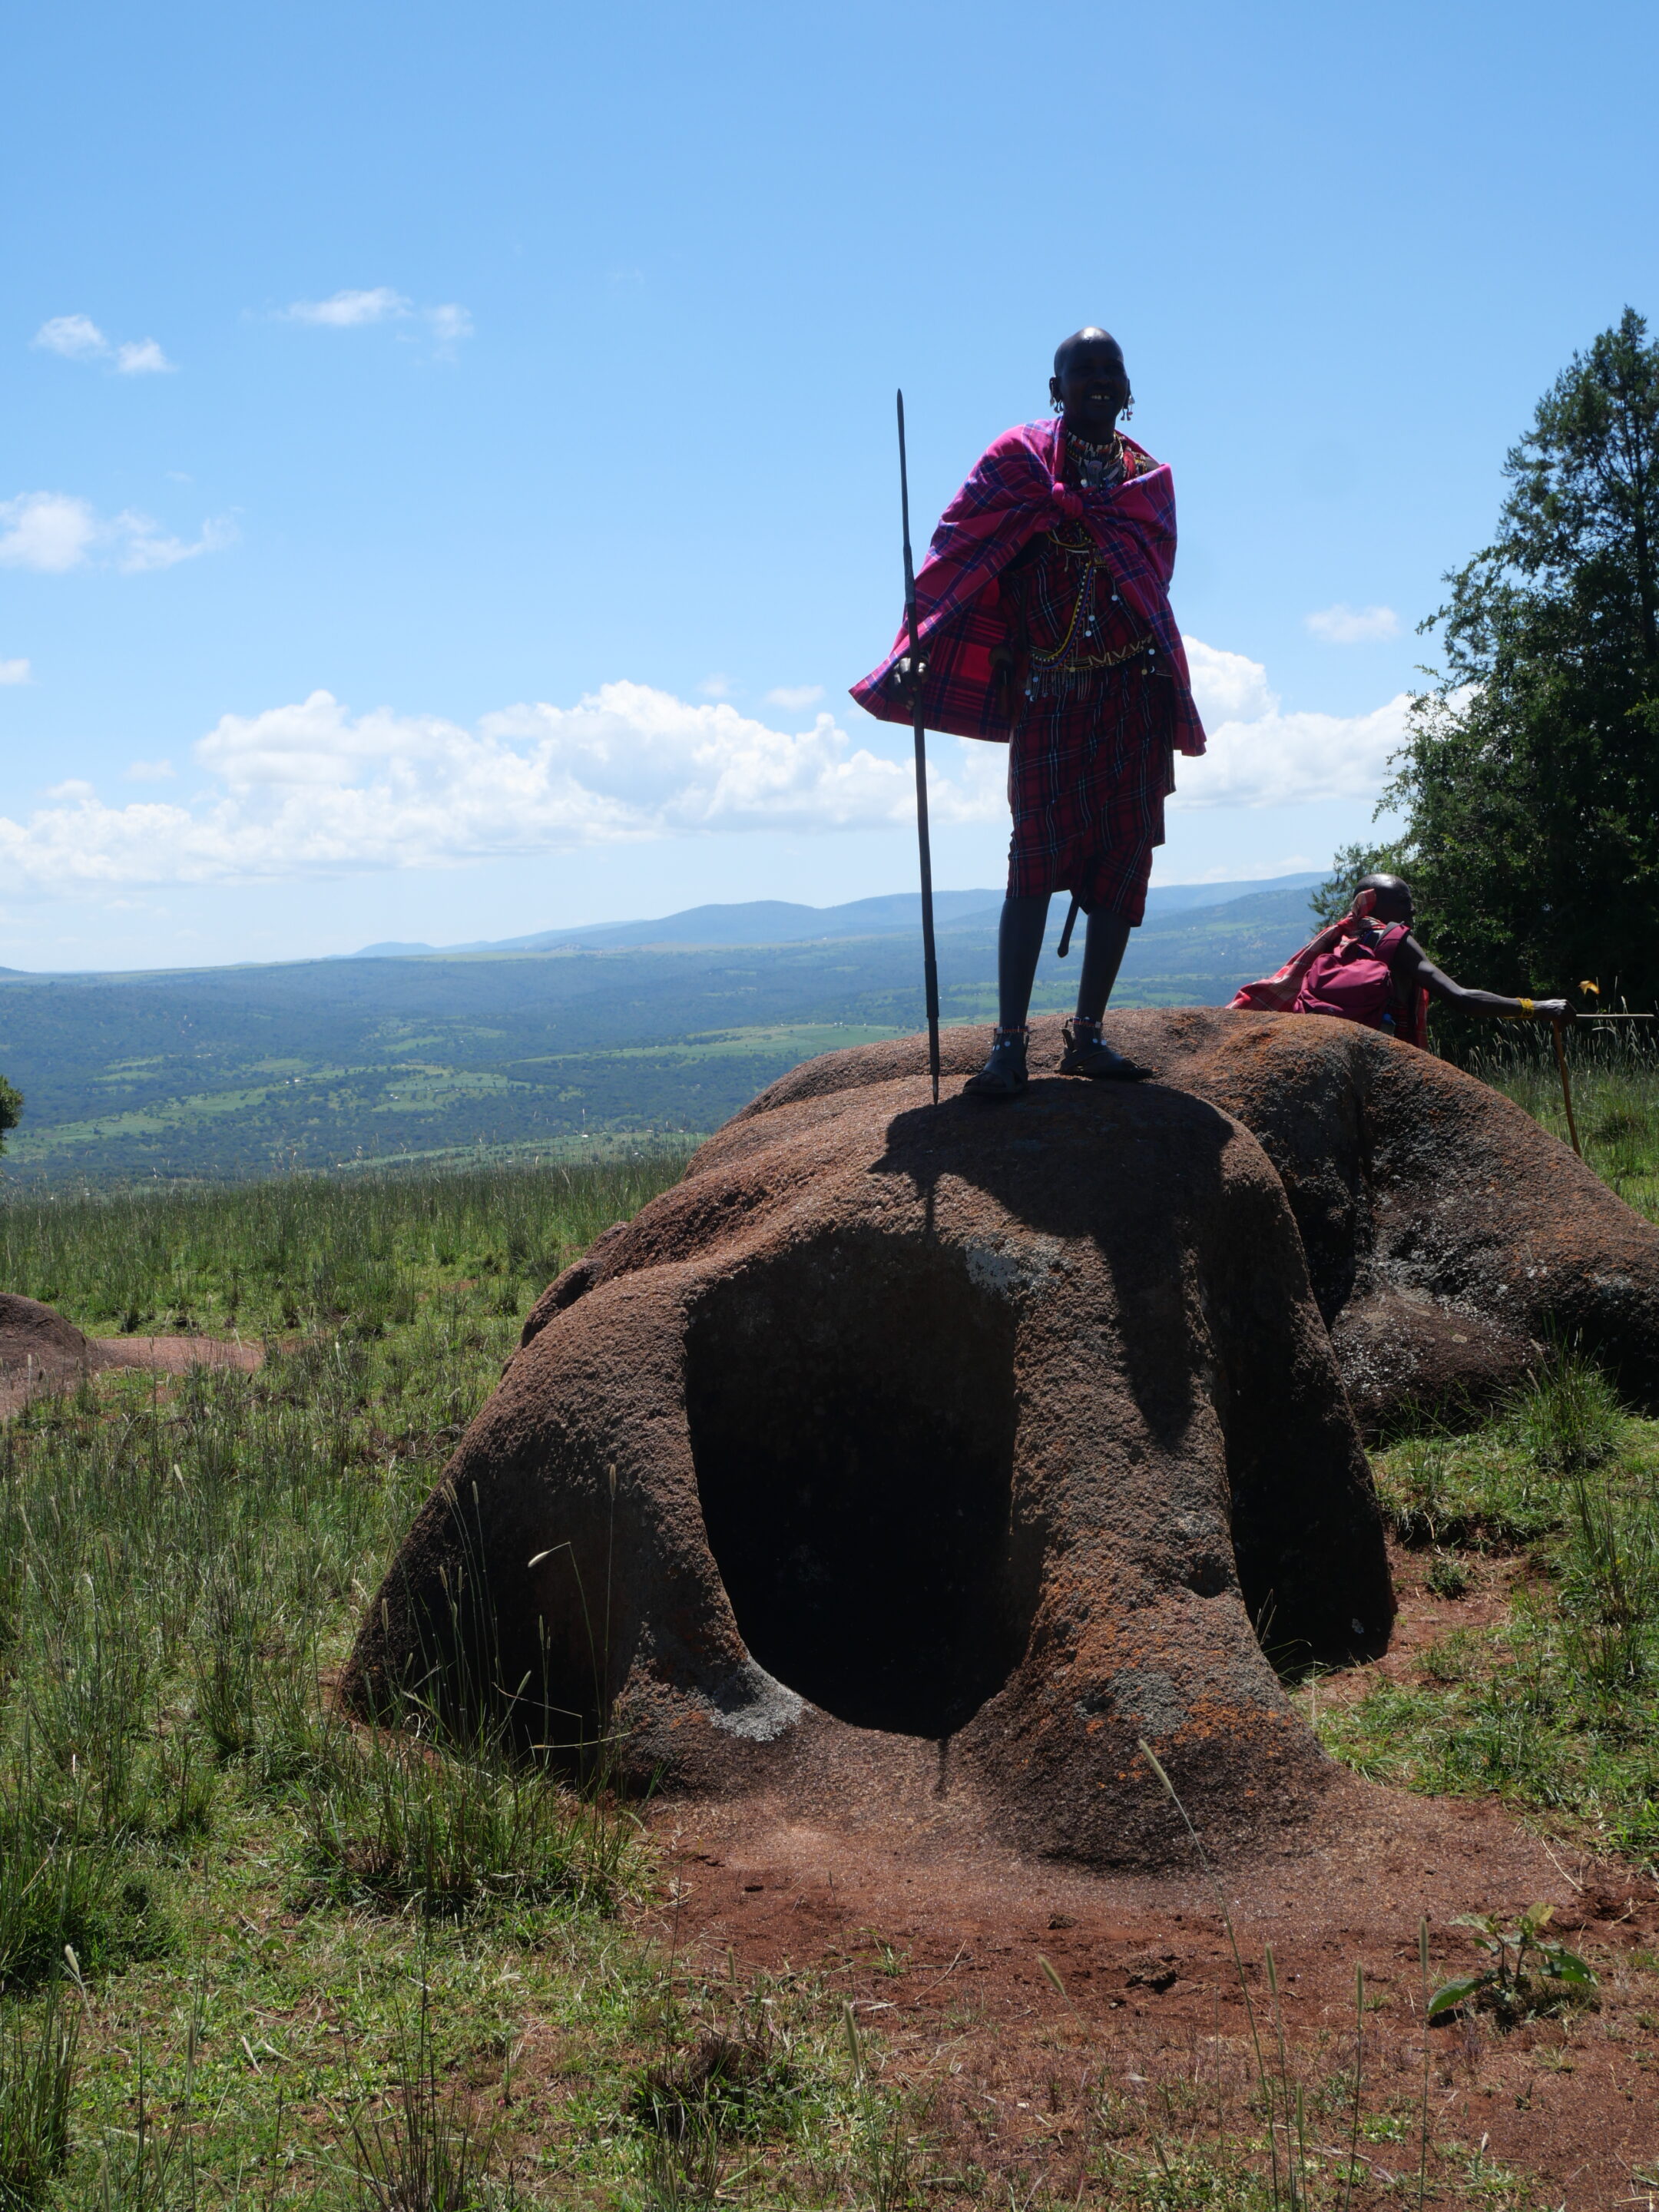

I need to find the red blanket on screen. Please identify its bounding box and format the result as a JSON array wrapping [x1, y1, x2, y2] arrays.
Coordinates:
[[849, 421, 1206, 755]]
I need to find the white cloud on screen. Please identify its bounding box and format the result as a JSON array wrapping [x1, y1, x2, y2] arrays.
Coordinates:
[[0, 645, 1412, 896], [33, 314, 108, 359], [697, 674, 732, 698], [764, 684, 825, 710], [0, 495, 101, 571], [1183, 637, 1275, 724], [114, 338, 175, 375], [426, 303, 473, 346], [0, 492, 233, 575], [1305, 602, 1401, 644], [1174, 635, 1409, 809], [0, 683, 1005, 893], [283, 286, 412, 326], [0, 658, 31, 686], [33, 316, 177, 374], [125, 759, 175, 780], [280, 289, 472, 351]]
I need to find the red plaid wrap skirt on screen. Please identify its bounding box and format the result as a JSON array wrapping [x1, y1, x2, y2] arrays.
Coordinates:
[[1006, 656, 1177, 925]]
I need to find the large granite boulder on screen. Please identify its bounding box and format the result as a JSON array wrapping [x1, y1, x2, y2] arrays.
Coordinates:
[[347, 1028, 1396, 1869], [753, 1011, 1659, 1436]]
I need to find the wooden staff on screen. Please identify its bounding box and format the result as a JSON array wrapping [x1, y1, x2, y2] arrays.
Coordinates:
[[1549, 1018, 1582, 1157]]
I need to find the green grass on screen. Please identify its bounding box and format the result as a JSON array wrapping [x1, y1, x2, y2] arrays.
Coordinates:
[[0, 1157, 689, 1339], [1304, 1353, 1659, 1868], [0, 1131, 1644, 2208], [1472, 1025, 1659, 1221], [0, 1157, 882, 2208]]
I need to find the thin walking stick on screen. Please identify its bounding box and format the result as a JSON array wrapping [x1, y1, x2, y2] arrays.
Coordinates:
[[896, 389, 942, 1104], [1550, 1017, 1582, 1157]]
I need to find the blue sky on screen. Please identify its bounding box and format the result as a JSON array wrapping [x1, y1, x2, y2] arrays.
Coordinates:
[[4, 0, 1656, 970]]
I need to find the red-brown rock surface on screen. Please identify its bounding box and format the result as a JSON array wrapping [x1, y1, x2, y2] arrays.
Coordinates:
[[348, 1015, 1403, 1869], [0, 1293, 118, 1412], [751, 1009, 1659, 1435]]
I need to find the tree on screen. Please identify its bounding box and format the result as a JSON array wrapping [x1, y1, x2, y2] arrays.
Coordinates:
[[0, 1076, 18, 1154], [1310, 840, 1410, 925], [1386, 307, 1659, 1005]]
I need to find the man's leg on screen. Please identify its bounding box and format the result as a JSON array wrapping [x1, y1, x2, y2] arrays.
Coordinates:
[[1061, 901, 1151, 1081], [998, 891, 1051, 1029], [1075, 906, 1131, 1022], [965, 892, 1050, 1098]]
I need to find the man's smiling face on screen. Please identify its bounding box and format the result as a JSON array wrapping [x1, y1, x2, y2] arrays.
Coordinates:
[[1051, 332, 1130, 437]]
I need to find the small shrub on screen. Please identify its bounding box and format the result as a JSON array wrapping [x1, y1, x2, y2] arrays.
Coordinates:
[[631, 2029, 799, 2144], [1515, 1349, 1624, 1476], [1429, 1904, 1597, 2025], [351, 1979, 493, 2212], [297, 1712, 641, 1919], [1426, 1551, 1470, 1599]]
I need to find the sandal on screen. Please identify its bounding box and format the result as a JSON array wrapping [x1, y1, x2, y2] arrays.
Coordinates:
[[1059, 1017, 1152, 1081], [964, 1026, 1029, 1097]]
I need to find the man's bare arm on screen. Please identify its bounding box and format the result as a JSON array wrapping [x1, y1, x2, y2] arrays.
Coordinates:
[[1391, 934, 1575, 1023]]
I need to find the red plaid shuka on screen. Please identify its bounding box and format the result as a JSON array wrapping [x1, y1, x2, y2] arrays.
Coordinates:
[[849, 419, 1206, 758], [1007, 659, 1174, 922]]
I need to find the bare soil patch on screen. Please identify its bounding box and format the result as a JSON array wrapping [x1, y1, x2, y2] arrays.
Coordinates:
[[0, 1303, 263, 1418], [642, 1749, 1659, 2206], [91, 1332, 264, 1377]]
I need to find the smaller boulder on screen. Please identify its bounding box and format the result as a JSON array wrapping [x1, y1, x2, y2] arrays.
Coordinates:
[[0, 1293, 118, 1413]]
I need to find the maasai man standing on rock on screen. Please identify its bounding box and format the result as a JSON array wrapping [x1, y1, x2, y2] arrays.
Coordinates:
[[852, 329, 1207, 1095]]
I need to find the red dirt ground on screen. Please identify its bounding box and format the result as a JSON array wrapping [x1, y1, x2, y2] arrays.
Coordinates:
[[94, 1333, 265, 1376], [0, 1332, 263, 1419], [640, 1552, 1659, 2207]]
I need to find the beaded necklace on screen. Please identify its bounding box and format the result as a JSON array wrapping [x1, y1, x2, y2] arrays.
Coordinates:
[[1065, 429, 1128, 490]]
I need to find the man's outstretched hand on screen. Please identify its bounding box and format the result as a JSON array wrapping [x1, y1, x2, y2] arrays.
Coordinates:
[[1533, 998, 1577, 1024]]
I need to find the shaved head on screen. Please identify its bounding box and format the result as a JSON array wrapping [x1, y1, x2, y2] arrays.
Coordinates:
[[1357, 872, 1413, 922], [1054, 326, 1120, 376], [1048, 328, 1132, 442]]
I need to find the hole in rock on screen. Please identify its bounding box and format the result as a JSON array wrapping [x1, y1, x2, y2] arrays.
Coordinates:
[[685, 1239, 1033, 1737]]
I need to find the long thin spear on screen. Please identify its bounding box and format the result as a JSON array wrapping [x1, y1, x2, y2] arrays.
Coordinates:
[[896, 389, 942, 1104]]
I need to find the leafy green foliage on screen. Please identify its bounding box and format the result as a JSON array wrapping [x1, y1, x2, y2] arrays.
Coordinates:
[[1387, 307, 1659, 1018], [1428, 1904, 1596, 2024], [1309, 842, 1410, 926], [0, 1079, 18, 1159]]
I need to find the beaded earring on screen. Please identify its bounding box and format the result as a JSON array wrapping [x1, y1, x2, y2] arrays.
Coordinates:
[[1051, 393, 1064, 415], [1122, 392, 1134, 420]]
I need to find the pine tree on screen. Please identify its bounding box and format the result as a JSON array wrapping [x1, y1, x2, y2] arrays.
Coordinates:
[[1388, 307, 1659, 1003]]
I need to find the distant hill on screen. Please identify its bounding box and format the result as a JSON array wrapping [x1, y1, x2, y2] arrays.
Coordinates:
[[345, 874, 1324, 958], [0, 880, 1323, 1185]]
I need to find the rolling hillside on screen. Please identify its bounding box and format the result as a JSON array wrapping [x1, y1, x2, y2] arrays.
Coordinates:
[[0, 883, 1320, 1183]]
